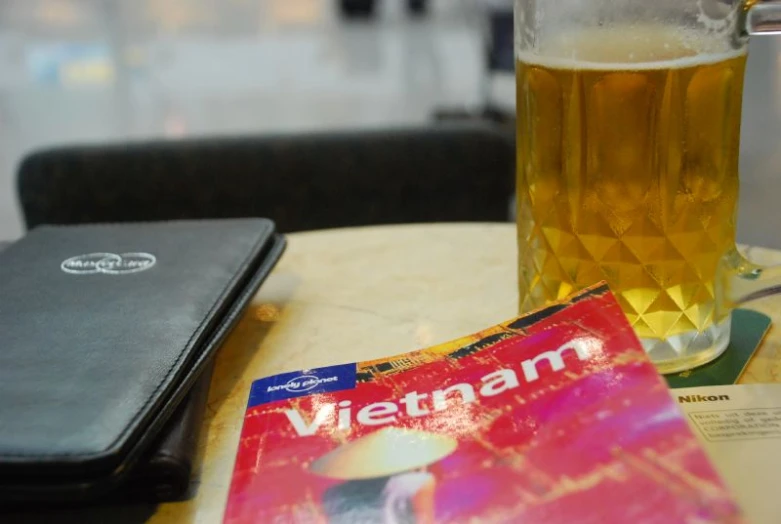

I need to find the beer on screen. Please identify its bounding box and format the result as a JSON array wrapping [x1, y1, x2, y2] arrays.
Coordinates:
[[516, 25, 747, 364]]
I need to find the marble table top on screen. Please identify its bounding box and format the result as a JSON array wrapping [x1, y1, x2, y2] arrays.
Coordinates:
[[6, 223, 780, 522], [153, 223, 525, 523], [153, 223, 781, 523]]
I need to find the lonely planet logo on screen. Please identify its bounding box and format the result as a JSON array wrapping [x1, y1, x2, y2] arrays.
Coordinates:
[[61, 252, 156, 275], [248, 363, 357, 407], [267, 375, 339, 394]]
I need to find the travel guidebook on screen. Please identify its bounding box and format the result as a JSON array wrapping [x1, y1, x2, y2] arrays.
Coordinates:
[[224, 283, 743, 523]]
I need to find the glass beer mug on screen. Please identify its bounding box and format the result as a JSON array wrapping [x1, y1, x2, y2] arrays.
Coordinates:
[[515, 0, 781, 373]]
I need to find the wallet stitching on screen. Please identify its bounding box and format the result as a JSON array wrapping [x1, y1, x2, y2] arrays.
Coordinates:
[[0, 219, 274, 459]]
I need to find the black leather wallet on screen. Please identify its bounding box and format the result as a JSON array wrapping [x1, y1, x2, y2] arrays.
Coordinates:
[[120, 360, 215, 502], [0, 219, 285, 502], [0, 241, 215, 504]]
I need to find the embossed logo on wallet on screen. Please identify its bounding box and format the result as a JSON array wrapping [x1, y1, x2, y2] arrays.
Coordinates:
[[61, 252, 156, 275]]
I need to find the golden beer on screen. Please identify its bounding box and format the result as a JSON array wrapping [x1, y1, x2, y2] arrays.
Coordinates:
[[516, 26, 746, 365]]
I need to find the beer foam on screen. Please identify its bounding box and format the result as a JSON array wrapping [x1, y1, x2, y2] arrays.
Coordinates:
[[518, 25, 747, 71]]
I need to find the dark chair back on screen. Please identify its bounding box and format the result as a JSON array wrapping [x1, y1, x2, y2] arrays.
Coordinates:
[[17, 125, 514, 232]]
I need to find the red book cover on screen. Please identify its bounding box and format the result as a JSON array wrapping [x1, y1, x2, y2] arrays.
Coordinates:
[[224, 283, 742, 523]]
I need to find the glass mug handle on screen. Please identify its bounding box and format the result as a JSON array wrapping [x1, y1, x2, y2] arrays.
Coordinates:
[[724, 250, 781, 304], [724, 0, 781, 306], [743, 0, 781, 35]]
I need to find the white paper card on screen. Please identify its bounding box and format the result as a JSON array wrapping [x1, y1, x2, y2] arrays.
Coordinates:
[[675, 384, 781, 524]]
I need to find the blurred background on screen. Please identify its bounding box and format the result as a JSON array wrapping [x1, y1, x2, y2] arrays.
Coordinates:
[[0, 0, 514, 239], [1, 0, 781, 247]]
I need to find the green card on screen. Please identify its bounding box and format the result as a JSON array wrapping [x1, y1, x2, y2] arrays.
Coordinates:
[[665, 309, 771, 388]]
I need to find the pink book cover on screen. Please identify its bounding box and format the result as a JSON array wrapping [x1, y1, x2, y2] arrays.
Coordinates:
[[224, 283, 743, 523]]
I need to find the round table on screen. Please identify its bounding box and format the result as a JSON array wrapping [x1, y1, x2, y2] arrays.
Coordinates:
[[155, 223, 524, 523], [9, 224, 781, 522], [151, 223, 781, 523]]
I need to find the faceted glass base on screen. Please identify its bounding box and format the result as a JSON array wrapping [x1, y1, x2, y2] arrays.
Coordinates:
[[643, 316, 731, 375]]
